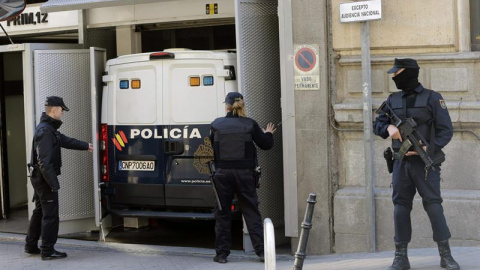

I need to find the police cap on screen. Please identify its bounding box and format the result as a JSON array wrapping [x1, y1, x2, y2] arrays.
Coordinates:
[[45, 96, 69, 111], [224, 92, 243, 105], [387, 58, 420, 74]]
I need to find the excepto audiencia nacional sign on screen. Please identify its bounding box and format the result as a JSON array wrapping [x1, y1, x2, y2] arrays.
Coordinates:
[[340, 0, 382, 23]]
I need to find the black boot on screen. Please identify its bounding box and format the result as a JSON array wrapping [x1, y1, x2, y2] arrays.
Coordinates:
[[213, 254, 228, 264], [24, 245, 40, 255], [438, 240, 460, 270], [388, 242, 410, 270], [41, 249, 67, 260]]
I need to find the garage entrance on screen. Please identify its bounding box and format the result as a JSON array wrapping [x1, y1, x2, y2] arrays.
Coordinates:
[[1, 0, 289, 251], [0, 51, 28, 234]]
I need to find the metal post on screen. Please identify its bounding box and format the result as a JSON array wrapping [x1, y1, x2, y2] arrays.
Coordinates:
[[361, 21, 376, 253], [293, 193, 317, 270], [264, 218, 276, 270], [0, 24, 14, 45], [78, 10, 88, 48]]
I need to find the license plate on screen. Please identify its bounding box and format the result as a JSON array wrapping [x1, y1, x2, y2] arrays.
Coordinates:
[[118, 161, 155, 171]]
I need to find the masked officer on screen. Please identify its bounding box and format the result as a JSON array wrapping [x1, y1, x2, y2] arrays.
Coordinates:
[[210, 92, 275, 263], [25, 96, 93, 260], [374, 59, 460, 270]]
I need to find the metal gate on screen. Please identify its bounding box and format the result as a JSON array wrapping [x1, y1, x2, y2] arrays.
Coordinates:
[[235, 0, 285, 242], [30, 47, 105, 235]]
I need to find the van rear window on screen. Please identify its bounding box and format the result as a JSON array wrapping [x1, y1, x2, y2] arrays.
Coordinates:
[[115, 68, 156, 124], [170, 64, 218, 123]]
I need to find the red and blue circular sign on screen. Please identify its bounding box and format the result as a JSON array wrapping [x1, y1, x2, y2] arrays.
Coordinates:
[[295, 47, 317, 72]]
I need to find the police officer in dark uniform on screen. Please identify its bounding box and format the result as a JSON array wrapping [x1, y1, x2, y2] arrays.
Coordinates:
[[25, 96, 93, 260], [374, 59, 460, 270], [210, 92, 275, 264]]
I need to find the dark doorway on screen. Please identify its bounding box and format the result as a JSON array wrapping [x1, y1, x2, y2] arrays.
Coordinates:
[[141, 25, 236, 52], [0, 51, 29, 235]]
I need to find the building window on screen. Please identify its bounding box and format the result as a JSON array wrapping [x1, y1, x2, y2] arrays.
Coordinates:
[[471, 0, 480, 51]]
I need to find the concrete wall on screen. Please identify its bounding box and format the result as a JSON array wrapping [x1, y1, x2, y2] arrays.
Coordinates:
[[331, 0, 458, 55], [329, 0, 480, 253], [291, 0, 333, 255]]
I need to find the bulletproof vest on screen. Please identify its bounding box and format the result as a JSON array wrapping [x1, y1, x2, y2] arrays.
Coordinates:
[[390, 88, 433, 151], [211, 117, 256, 169]]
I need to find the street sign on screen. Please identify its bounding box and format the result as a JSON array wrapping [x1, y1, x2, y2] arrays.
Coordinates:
[[340, 0, 381, 23], [293, 44, 320, 90], [295, 46, 317, 72]]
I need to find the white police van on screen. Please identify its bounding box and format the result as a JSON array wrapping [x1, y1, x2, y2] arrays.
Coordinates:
[[99, 49, 238, 221]]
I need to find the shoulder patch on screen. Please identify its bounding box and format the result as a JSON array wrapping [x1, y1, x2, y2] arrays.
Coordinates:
[[439, 99, 447, 109]]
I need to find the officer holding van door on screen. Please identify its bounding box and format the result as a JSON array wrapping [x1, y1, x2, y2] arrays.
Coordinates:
[[25, 96, 93, 260], [210, 92, 275, 264], [374, 59, 460, 270]]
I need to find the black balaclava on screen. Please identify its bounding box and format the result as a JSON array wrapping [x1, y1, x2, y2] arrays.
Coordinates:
[[392, 68, 419, 93]]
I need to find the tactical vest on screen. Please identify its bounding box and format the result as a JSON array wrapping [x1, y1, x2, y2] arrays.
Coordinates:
[[211, 117, 256, 169], [390, 88, 433, 151]]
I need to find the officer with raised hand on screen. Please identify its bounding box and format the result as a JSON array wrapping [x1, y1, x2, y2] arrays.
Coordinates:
[[210, 92, 275, 264], [374, 59, 460, 270], [25, 96, 93, 260]]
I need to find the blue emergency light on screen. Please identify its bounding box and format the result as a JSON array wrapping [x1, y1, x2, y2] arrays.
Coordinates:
[[203, 76, 214, 86], [120, 80, 129, 89]]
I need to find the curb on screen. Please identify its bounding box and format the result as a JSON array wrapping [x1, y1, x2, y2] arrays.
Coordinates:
[[0, 232, 293, 261]]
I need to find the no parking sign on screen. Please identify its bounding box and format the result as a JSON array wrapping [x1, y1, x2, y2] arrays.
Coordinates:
[[294, 44, 320, 90]]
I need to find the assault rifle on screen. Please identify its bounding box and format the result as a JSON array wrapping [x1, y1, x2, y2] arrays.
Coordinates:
[[376, 101, 443, 173]]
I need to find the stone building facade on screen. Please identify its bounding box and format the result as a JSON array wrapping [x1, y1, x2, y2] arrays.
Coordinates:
[[293, 0, 480, 254]]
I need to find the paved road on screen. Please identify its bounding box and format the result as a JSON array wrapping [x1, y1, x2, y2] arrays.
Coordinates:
[[1, 232, 479, 270]]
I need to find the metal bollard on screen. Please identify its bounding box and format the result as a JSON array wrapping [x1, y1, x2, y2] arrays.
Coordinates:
[[264, 218, 276, 270], [293, 193, 317, 270]]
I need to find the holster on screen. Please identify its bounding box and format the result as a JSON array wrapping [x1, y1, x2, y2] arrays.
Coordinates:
[[27, 163, 41, 202], [27, 163, 40, 178], [431, 149, 445, 166], [383, 147, 394, 174], [254, 166, 262, 188]]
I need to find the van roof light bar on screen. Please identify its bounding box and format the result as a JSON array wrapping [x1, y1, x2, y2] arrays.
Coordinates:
[[150, 52, 175, 60]]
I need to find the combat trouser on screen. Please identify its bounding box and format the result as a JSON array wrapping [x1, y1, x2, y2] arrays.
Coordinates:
[[25, 175, 59, 253], [214, 168, 264, 257], [392, 155, 451, 243]]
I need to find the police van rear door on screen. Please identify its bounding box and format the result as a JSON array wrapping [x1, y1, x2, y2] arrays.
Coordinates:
[[162, 56, 227, 211], [107, 58, 165, 206], [90, 48, 109, 239]]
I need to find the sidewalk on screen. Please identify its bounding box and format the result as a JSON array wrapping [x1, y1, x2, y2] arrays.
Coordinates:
[[1, 232, 479, 270]]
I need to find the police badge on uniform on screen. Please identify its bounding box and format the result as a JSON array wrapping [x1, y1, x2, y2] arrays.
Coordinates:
[[439, 99, 447, 109]]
